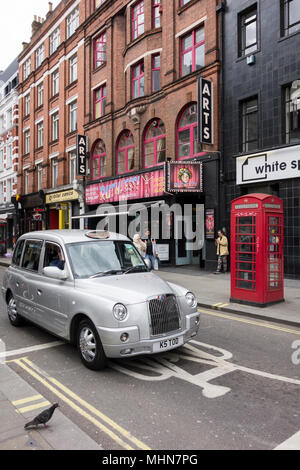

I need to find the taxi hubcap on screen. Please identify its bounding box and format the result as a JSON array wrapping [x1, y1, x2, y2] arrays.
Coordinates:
[[79, 327, 96, 362], [8, 297, 17, 321]]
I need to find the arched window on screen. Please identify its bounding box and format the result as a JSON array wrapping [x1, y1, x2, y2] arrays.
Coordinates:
[[177, 103, 202, 159], [92, 139, 106, 179], [117, 130, 135, 174], [144, 119, 166, 167]]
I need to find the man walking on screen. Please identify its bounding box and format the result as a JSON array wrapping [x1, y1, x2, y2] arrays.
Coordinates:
[[214, 229, 229, 274]]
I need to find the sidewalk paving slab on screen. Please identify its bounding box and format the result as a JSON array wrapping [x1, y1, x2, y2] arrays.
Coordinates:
[[0, 363, 102, 450]]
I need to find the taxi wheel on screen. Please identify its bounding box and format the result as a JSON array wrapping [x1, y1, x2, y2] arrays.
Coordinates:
[[7, 294, 24, 327], [77, 319, 107, 370]]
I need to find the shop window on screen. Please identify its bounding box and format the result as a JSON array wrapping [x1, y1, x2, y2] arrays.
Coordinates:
[[181, 26, 205, 77], [281, 0, 300, 36], [117, 130, 135, 174], [177, 103, 202, 159], [92, 140, 106, 179], [144, 119, 166, 167], [132, 1, 144, 41], [285, 80, 300, 143], [238, 5, 258, 57]]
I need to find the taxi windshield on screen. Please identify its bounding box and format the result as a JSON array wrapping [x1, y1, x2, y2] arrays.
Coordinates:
[[66, 240, 147, 279]]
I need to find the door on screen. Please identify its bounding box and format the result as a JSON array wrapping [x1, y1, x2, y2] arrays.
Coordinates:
[[174, 215, 199, 265]]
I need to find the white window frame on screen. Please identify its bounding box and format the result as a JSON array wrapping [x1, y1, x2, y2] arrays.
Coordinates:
[[69, 54, 78, 83], [37, 83, 44, 107], [24, 130, 30, 154], [69, 151, 77, 184], [67, 7, 79, 39], [69, 100, 77, 132], [23, 59, 31, 80], [50, 27, 60, 54], [25, 94, 30, 115], [52, 158, 58, 188], [52, 112, 59, 141], [37, 164, 43, 190], [37, 122, 44, 148], [36, 44, 45, 68], [52, 70, 59, 96]]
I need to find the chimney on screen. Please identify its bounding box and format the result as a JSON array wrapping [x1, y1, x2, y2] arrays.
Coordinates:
[[46, 2, 53, 18], [22, 42, 29, 50], [31, 15, 43, 37]]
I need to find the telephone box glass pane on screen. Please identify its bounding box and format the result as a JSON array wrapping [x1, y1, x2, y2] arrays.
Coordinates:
[[235, 216, 256, 290], [267, 215, 282, 290]]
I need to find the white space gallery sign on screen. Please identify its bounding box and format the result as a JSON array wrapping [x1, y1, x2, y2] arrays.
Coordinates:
[[236, 144, 300, 185]]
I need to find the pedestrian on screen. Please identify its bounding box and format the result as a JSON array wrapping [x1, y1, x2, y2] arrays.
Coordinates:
[[214, 229, 229, 274], [133, 234, 146, 258], [144, 229, 159, 270]]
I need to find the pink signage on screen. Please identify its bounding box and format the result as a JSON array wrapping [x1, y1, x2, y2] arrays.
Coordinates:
[[86, 167, 166, 205]]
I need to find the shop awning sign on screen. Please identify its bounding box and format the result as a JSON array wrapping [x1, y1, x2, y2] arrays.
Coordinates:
[[236, 144, 300, 185]]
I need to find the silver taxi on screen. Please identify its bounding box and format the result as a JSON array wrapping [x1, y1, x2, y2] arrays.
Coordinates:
[[2, 230, 200, 370]]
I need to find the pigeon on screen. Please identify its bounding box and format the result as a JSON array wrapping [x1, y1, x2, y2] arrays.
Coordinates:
[[24, 403, 59, 429]]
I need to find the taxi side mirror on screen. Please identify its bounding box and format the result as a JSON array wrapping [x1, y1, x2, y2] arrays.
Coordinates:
[[42, 266, 68, 281]]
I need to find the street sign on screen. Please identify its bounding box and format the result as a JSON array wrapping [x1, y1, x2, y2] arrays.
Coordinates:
[[198, 77, 213, 145], [76, 134, 88, 176]]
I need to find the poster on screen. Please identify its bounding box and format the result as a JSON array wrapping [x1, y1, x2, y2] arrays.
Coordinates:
[[205, 209, 215, 239], [167, 162, 203, 193]]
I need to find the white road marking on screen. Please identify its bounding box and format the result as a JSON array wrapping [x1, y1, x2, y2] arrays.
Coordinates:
[[1, 341, 64, 360], [275, 430, 300, 450]]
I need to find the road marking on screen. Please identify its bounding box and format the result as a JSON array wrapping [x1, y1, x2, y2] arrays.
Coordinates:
[[10, 357, 151, 451], [274, 430, 300, 450], [1, 341, 64, 360], [17, 401, 51, 414], [12, 394, 44, 406], [198, 308, 300, 335], [212, 302, 223, 307]]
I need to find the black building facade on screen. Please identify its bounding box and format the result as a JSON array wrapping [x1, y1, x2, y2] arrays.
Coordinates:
[[222, 0, 300, 278]]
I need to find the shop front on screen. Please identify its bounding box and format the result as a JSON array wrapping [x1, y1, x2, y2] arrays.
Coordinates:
[[45, 188, 80, 230], [20, 191, 46, 234], [80, 157, 221, 268], [0, 207, 15, 253]]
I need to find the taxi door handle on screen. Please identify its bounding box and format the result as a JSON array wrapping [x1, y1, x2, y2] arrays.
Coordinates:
[[16, 282, 19, 288], [37, 289, 43, 296]]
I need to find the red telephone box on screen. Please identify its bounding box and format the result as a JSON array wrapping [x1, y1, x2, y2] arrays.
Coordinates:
[[230, 194, 284, 307]]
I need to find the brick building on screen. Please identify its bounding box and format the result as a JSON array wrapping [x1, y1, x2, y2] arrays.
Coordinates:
[[17, 0, 86, 233], [0, 58, 19, 253], [81, 0, 223, 269]]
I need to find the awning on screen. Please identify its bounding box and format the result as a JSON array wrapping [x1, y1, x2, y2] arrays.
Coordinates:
[[71, 200, 165, 220]]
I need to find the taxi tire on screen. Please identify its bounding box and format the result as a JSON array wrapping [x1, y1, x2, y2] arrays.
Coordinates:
[[7, 294, 25, 327], [77, 319, 107, 370]]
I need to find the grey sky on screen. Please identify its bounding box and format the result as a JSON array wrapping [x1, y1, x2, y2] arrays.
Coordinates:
[[0, 0, 60, 71]]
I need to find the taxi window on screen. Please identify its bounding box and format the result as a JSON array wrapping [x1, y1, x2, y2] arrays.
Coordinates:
[[12, 240, 25, 266], [21, 240, 43, 271]]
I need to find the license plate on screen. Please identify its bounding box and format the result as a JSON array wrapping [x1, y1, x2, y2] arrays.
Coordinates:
[[153, 335, 184, 353]]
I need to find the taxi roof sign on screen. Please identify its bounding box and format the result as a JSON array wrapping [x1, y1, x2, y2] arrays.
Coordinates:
[[85, 231, 111, 239]]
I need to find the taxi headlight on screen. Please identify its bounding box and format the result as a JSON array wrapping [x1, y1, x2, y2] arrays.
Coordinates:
[[113, 303, 128, 321], [185, 292, 197, 308]]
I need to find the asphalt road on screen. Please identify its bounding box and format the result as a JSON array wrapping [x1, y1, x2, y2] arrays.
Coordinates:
[[0, 266, 299, 450]]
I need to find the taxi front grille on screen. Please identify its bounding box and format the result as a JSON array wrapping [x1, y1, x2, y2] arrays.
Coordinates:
[[148, 294, 180, 336]]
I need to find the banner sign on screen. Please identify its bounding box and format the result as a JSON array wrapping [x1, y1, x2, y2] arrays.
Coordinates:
[[236, 144, 300, 185], [76, 134, 88, 176], [198, 77, 213, 145], [205, 208, 215, 239], [86, 167, 165, 205], [166, 162, 203, 193]]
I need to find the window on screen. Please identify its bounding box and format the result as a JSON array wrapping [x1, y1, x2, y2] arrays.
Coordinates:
[[177, 103, 202, 159], [24, 170, 29, 193], [7, 109, 12, 128], [281, 0, 300, 36], [152, 0, 161, 29], [25, 94, 30, 116], [181, 0, 193, 5], [52, 112, 59, 141], [69, 151, 77, 184], [132, 61, 144, 98], [37, 83, 43, 107], [6, 179, 11, 201], [95, 0, 106, 7], [69, 101, 77, 132], [181, 26, 205, 77], [50, 28, 60, 54], [117, 131, 135, 174], [67, 7, 79, 39], [241, 96, 258, 152], [92, 140, 106, 179], [37, 164, 43, 190], [0, 182, 3, 203], [69, 55, 77, 83], [285, 80, 300, 143], [37, 121, 44, 148], [6, 143, 12, 168], [144, 119, 166, 167], [152, 54, 160, 92], [23, 59, 31, 80], [36, 44, 45, 68], [52, 70, 59, 96], [12, 239, 25, 266], [238, 6, 258, 57], [132, 1, 144, 40], [21, 240, 43, 271], [52, 158, 58, 188], [24, 130, 30, 154], [0, 147, 4, 171], [94, 32, 106, 68], [94, 85, 107, 119]]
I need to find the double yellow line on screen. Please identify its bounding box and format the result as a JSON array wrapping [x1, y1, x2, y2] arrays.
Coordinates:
[[10, 357, 151, 451]]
